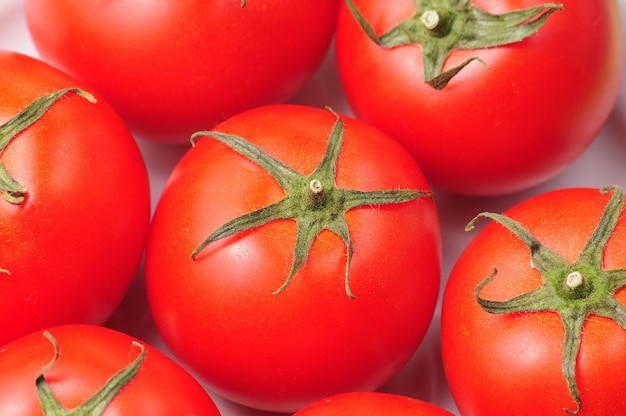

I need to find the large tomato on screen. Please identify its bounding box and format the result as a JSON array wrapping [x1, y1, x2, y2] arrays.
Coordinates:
[[0, 324, 221, 415], [441, 186, 626, 415], [145, 104, 441, 412], [0, 51, 150, 346], [23, 0, 340, 143], [335, 0, 623, 196], [293, 392, 455, 415]]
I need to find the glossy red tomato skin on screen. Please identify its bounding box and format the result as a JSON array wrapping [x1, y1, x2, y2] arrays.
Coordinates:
[[335, 0, 624, 196], [145, 104, 441, 412], [441, 188, 626, 415], [23, 0, 340, 143], [0, 324, 221, 415], [0, 51, 151, 346], [294, 392, 455, 415]]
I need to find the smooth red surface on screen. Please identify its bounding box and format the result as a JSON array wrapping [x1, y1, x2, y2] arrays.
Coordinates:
[[0, 51, 151, 346], [23, 0, 340, 143], [145, 104, 442, 412], [294, 391, 455, 415]]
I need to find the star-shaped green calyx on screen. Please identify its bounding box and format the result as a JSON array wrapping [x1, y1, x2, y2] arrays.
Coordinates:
[[345, 0, 563, 89], [36, 331, 146, 415], [190, 110, 430, 299], [467, 186, 626, 415]]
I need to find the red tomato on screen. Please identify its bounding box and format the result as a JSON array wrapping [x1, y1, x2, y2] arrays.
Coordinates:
[[23, 0, 340, 143], [0, 51, 150, 346], [294, 392, 455, 415], [335, 0, 623, 195], [145, 104, 441, 412], [0, 324, 221, 415], [441, 186, 626, 415]]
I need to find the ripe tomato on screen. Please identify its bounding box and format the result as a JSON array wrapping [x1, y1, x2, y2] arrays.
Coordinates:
[[0, 324, 221, 415], [23, 0, 340, 143], [335, 0, 623, 195], [145, 104, 441, 412], [293, 392, 455, 415], [0, 51, 150, 346], [441, 186, 626, 415]]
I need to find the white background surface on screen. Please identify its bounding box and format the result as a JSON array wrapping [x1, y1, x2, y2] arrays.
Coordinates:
[[1, 1, 626, 415]]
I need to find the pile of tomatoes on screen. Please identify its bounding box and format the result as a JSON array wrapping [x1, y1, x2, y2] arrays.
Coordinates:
[[0, 1, 625, 415]]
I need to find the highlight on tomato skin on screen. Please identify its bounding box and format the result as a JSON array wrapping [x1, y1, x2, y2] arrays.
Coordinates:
[[23, 0, 341, 143], [441, 186, 626, 415], [0, 324, 222, 416], [293, 391, 456, 415], [145, 104, 442, 413], [335, 0, 624, 196]]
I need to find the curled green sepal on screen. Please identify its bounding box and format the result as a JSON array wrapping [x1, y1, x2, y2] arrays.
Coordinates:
[[468, 185, 626, 414], [344, 0, 563, 89], [36, 331, 146, 416], [190, 110, 430, 299], [0, 88, 96, 205]]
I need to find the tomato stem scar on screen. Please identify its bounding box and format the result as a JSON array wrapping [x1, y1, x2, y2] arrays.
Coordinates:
[[309, 179, 324, 194], [565, 271, 584, 291], [420, 10, 440, 31]]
